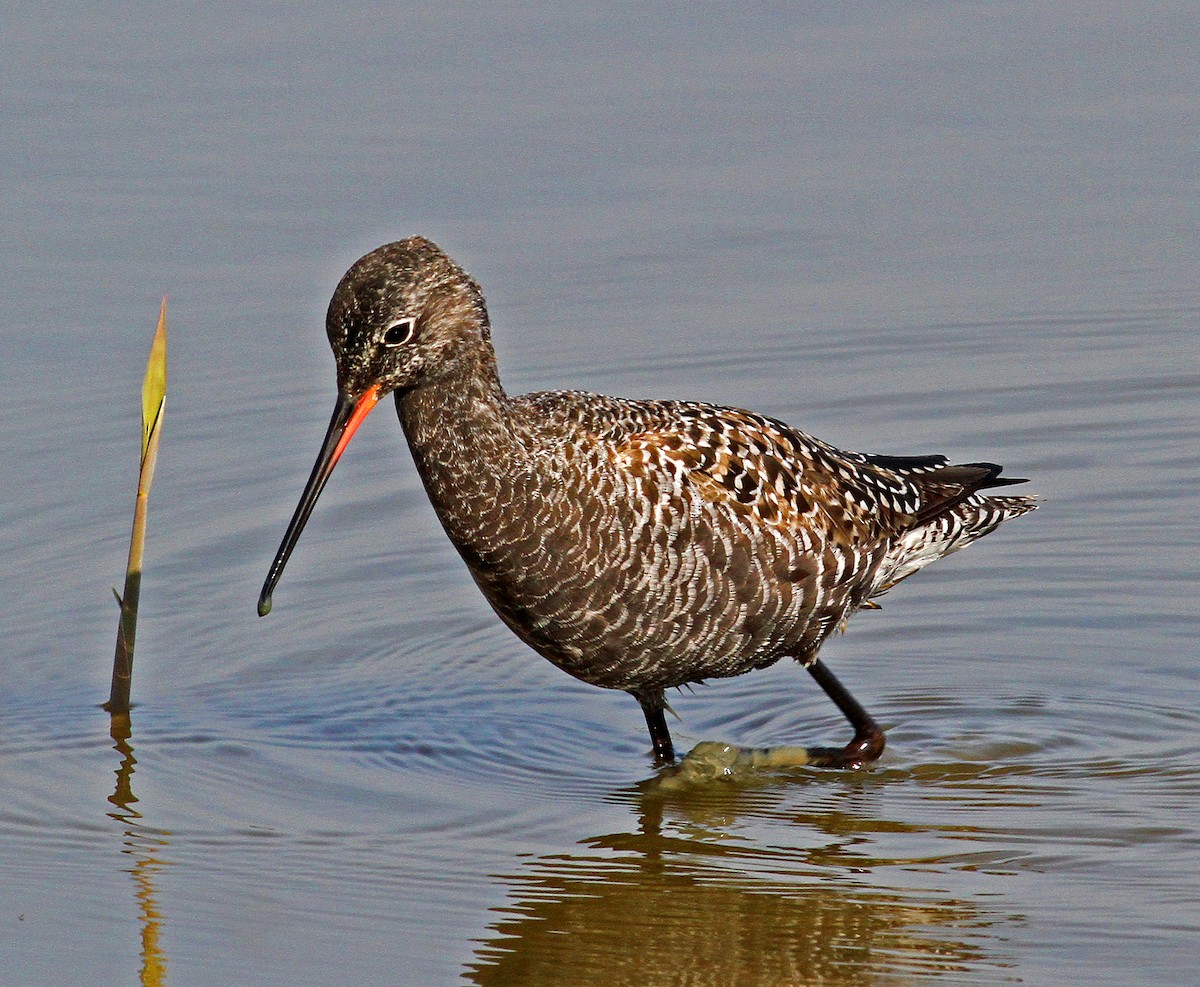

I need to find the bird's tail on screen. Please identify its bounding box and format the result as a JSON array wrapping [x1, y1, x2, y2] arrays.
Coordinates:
[[867, 462, 1038, 599]]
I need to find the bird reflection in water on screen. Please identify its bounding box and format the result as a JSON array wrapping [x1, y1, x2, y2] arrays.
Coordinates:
[[465, 761, 1017, 986]]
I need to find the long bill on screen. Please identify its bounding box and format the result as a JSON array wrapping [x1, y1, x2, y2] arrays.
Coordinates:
[[257, 385, 381, 616]]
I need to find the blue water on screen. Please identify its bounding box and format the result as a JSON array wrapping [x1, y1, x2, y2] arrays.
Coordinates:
[[2, 5, 1197, 985]]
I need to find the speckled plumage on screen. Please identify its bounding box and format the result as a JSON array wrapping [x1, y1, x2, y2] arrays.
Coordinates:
[[260, 236, 1037, 765]]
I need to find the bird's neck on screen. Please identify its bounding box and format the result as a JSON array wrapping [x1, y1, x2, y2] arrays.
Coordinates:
[[394, 342, 526, 548]]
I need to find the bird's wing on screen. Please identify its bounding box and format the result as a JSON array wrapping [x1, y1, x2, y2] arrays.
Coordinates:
[[526, 391, 1015, 542], [608, 402, 934, 540]]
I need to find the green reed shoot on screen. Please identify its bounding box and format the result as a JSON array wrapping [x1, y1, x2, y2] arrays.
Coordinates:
[[107, 299, 167, 714]]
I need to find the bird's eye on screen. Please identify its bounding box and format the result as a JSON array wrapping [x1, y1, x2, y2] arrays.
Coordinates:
[[382, 317, 416, 347]]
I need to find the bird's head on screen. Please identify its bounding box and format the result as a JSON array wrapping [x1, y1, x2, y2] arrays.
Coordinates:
[[325, 236, 490, 400], [257, 236, 488, 617]]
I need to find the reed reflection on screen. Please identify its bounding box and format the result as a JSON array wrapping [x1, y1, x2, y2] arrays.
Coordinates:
[[107, 714, 170, 987], [466, 758, 1014, 986]]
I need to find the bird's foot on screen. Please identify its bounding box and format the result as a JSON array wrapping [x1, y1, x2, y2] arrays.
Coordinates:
[[801, 724, 886, 770]]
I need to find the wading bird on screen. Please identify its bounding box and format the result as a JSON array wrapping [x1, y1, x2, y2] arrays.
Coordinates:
[[259, 238, 1036, 765]]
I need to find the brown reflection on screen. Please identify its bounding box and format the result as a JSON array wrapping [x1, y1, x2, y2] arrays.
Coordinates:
[[466, 774, 1013, 986], [107, 713, 170, 986]]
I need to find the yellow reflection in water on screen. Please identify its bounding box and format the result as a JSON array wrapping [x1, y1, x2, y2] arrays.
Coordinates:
[[107, 714, 170, 987], [467, 746, 1014, 986]]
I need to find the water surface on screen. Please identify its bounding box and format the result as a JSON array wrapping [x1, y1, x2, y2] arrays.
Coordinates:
[[2, 5, 1197, 985]]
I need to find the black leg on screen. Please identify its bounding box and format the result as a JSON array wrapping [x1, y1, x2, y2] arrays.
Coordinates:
[[639, 698, 676, 764], [803, 658, 885, 769]]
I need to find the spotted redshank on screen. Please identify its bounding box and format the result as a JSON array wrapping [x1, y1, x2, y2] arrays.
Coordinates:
[[258, 237, 1036, 765]]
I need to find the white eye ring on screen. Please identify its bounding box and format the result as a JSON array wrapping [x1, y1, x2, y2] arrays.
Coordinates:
[[382, 317, 416, 347]]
